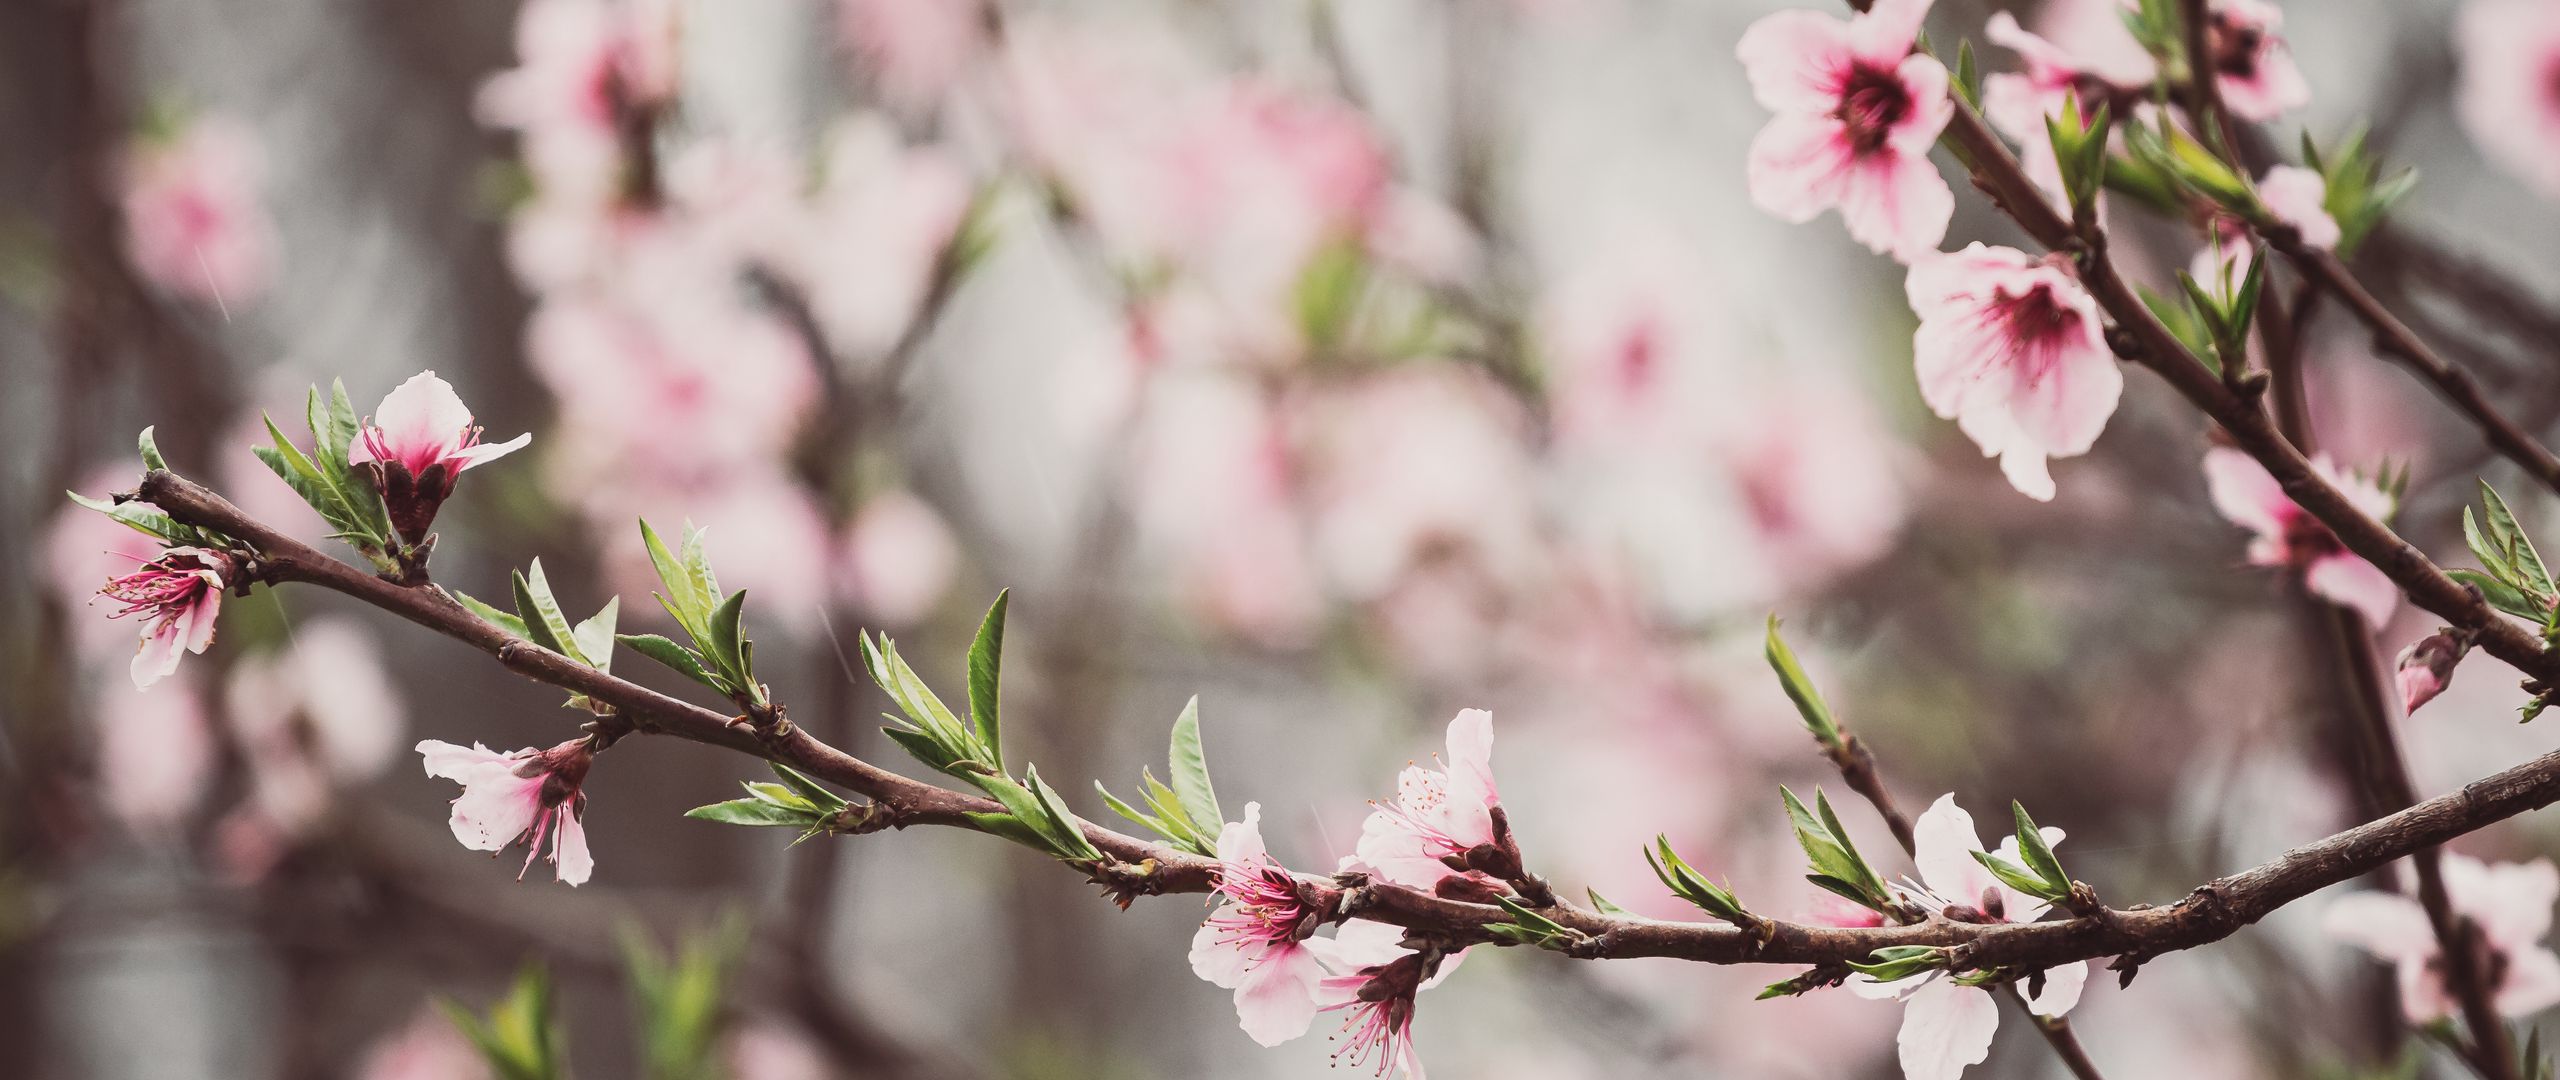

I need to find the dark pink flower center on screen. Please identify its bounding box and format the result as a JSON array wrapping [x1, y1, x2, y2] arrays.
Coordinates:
[[1207, 860, 1310, 954], [1987, 282, 2087, 387], [1836, 65, 1912, 154], [2277, 506, 2344, 565], [98, 551, 224, 625], [2208, 11, 2267, 81], [2544, 57, 2560, 112]]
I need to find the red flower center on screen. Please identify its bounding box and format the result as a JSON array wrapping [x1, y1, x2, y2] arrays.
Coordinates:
[[2208, 11, 2266, 81], [1837, 65, 1912, 154]]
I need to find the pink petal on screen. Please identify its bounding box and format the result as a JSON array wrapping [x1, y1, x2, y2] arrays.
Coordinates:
[[2306, 553, 2398, 629], [2396, 957, 2455, 1024], [1216, 801, 1270, 866], [552, 808, 593, 885], [446, 431, 534, 471], [1835, 148, 1954, 262], [2497, 947, 2560, 1018], [2323, 891, 2437, 963], [1441, 708, 1498, 826], [2023, 960, 2088, 1017], [2002, 320, 2121, 456], [184, 590, 223, 654], [131, 618, 187, 690], [1746, 113, 1856, 225], [1191, 922, 1255, 990], [1734, 10, 1856, 114], [1912, 794, 1994, 906], [1231, 944, 1327, 1047], [1885, 53, 1955, 154], [1351, 809, 1455, 890], [1896, 979, 2000, 1080], [416, 739, 509, 780], [2202, 447, 2290, 539], [365, 371, 475, 471], [2447, 855, 2560, 951], [1850, 0, 1936, 65], [2258, 166, 2340, 250], [447, 769, 544, 852]]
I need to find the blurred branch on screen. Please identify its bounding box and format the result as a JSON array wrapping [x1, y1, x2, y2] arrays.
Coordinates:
[[116, 466, 2560, 983]]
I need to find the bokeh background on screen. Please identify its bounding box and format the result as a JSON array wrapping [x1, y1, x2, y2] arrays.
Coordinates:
[[6, 0, 2560, 1077]]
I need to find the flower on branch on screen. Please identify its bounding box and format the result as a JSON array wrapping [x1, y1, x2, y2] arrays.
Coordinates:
[[350, 371, 532, 543], [97, 544, 238, 690], [1354, 709, 1505, 894], [2455, 0, 2560, 200], [2193, 165, 2337, 284], [1312, 921, 1459, 1080], [1736, 0, 1954, 262], [2325, 854, 2560, 1023], [2202, 446, 2399, 629], [1190, 802, 1332, 1047], [2395, 629, 2470, 717], [417, 738, 596, 886], [2202, 0, 2310, 122], [1906, 243, 2123, 502], [1849, 795, 2088, 1080]]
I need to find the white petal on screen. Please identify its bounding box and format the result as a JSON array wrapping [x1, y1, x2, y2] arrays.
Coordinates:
[[2322, 891, 2437, 963], [1897, 980, 2000, 1080], [552, 807, 594, 885], [2024, 960, 2088, 1018]]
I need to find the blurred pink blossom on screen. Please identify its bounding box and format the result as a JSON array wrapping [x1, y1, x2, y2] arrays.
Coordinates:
[[1301, 367, 1537, 602], [1718, 370, 1910, 593], [1355, 709, 1501, 891], [361, 1008, 492, 1080], [1131, 374, 1324, 646], [90, 675, 215, 836], [1737, 0, 1953, 261], [791, 115, 973, 361], [2326, 855, 2560, 1023], [120, 116, 276, 307], [1192, 802, 1332, 1046], [837, 0, 986, 110], [417, 738, 595, 886], [1907, 243, 2122, 501], [597, 475, 834, 634], [837, 488, 960, 627], [99, 545, 235, 691], [2456, 0, 2560, 199], [2202, 446, 2398, 628], [48, 471, 175, 660], [2203, 0, 2309, 120], [225, 618, 407, 831], [1850, 795, 2086, 1080], [725, 1023, 831, 1080], [477, 0, 679, 200], [2191, 165, 2335, 284]]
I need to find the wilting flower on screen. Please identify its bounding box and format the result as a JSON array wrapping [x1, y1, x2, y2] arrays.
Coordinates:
[[1850, 795, 2088, 1080], [98, 545, 237, 690], [1191, 803, 1331, 1046], [416, 738, 596, 885], [1312, 921, 1459, 1080], [2201, 0, 2309, 121], [2202, 446, 2399, 628], [1906, 243, 2122, 501], [2395, 630, 2469, 716], [1354, 709, 1504, 892], [350, 371, 532, 542], [120, 116, 277, 307], [2455, 0, 2560, 200], [2325, 855, 2560, 1023], [1736, 0, 1954, 261]]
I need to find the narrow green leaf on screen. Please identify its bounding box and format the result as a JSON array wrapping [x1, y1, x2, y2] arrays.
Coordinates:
[[2448, 569, 2542, 622], [1096, 783, 1180, 845], [456, 588, 534, 638], [512, 569, 575, 657], [768, 763, 848, 812], [1166, 696, 1222, 837], [618, 633, 726, 693], [975, 774, 1080, 858], [705, 590, 749, 685], [1764, 616, 1840, 747], [882, 725, 961, 773], [1814, 790, 1889, 904], [684, 799, 824, 828], [1025, 765, 1104, 861], [1971, 849, 2064, 902], [2466, 508, 2524, 589], [2483, 484, 2553, 597], [638, 518, 704, 638], [2010, 802, 2069, 891], [138, 426, 168, 472], [67, 490, 185, 543], [1587, 888, 1632, 916], [571, 597, 620, 674], [518, 560, 585, 663], [966, 590, 1009, 767]]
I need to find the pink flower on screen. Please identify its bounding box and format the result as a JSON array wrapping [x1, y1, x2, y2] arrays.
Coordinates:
[[477, 0, 679, 201], [1311, 921, 1459, 1079], [837, 0, 986, 111], [1354, 710, 1502, 891], [724, 1024, 830, 1080], [1906, 243, 2123, 501], [1850, 795, 2088, 1080], [2202, 0, 2309, 121], [792, 116, 973, 361], [2326, 855, 2560, 1023], [96, 545, 236, 690], [120, 116, 276, 307], [361, 1008, 492, 1080], [226, 619, 408, 832], [90, 676, 215, 836], [350, 371, 532, 542], [2395, 630, 2468, 716], [2455, 0, 2560, 200], [416, 738, 596, 885], [1190, 803, 1333, 1046], [2202, 446, 2399, 628], [1737, 0, 1954, 261], [837, 488, 960, 627], [2191, 165, 2335, 283], [50, 469, 182, 661]]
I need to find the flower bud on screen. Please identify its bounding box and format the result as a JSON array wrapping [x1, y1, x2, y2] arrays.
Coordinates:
[[2395, 630, 2469, 716]]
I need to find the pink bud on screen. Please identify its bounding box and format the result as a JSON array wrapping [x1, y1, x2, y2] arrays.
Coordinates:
[[2394, 630, 2469, 716]]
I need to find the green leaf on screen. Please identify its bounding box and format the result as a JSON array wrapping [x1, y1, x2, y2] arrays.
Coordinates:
[[67, 489, 185, 543], [2482, 483, 2553, 598], [2466, 507, 2524, 589], [1764, 616, 1840, 748], [324, 379, 364, 464], [863, 632, 967, 746], [2010, 802, 2070, 892], [524, 560, 586, 661], [1586, 888, 1632, 917], [1166, 696, 1222, 837], [1952, 39, 1980, 108], [769, 762, 848, 812], [678, 524, 721, 620], [639, 518, 705, 638], [684, 799, 824, 828], [1971, 849, 2065, 903], [1025, 765, 1104, 861], [883, 725, 961, 773], [511, 569, 575, 658], [440, 965, 565, 1080], [1782, 786, 1884, 911], [966, 590, 1009, 767], [2449, 568, 2544, 622], [705, 590, 749, 683], [619, 633, 726, 694], [974, 774, 1081, 858], [572, 597, 620, 674], [1814, 789, 1890, 905], [455, 588, 533, 638], [137, 426, 168, 472]]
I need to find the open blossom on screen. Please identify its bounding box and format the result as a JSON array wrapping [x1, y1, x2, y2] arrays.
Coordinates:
[[416, 738, 596, 885], [1312, 920, 1459, 1080], [1354, 709, 1503, 892], [1979, 12, 2136, 210], [2202, 447, 2398, 628], [2455, 0, 2560, 199], [1906, 243, 2122, 501], [2192, 165, 2336, 283], [1737, 0, 1953, 261], [350, 371, 532, 542], [1191, 803, 1331, 1046], [2326, 855, 2560, 1023], [120, 116, 276, 306], [97, 545, 237, 691], [1851, 795, 2089, 1080], [2202, 0, 2308, 121]]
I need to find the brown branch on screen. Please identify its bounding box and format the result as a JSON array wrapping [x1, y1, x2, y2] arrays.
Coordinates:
[[123, 467, 2560, 982], [2269, 239, 2560, 500]]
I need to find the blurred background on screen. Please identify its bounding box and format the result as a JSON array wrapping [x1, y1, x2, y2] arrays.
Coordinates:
[[5, 0, 2560, 1076]]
